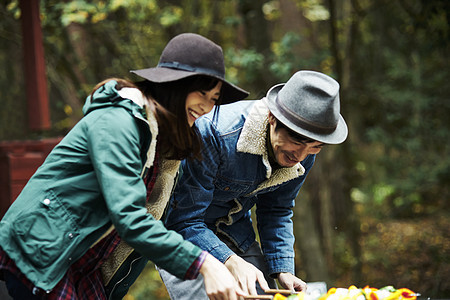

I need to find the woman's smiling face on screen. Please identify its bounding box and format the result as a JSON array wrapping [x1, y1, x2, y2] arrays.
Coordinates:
[[185, 81, 222, 127]]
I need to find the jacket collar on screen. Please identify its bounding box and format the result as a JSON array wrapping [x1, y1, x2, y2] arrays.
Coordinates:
[[236, 100, 305, 191], [118, 88, 158, 170], [118, 88, 182, 220]]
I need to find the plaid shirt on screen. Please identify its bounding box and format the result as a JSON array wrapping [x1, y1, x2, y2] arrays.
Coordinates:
[[1, 153, 206, 299], [0, 214, 122, 299]]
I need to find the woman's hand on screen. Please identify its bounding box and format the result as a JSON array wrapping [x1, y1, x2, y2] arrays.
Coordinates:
[[224, 254, 269, 295], [200, 253, 247, 300]]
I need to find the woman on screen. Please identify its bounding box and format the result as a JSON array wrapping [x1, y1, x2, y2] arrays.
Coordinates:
[[0, 33, 248, 300]]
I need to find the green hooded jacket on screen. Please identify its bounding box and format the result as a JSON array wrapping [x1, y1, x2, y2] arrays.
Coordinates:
[[0, 80, 201, 291]]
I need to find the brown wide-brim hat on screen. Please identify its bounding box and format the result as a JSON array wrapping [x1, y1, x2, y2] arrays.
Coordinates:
[[130, 33, 249, 104], [265, 70, 348, 144]]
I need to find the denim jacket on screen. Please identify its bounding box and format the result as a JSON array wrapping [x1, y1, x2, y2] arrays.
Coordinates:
[[164, 99, 315, 276]]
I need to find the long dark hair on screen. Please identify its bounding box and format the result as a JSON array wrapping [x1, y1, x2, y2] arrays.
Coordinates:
[[92, 76, 221, 160], [137, 75, 221, 160]]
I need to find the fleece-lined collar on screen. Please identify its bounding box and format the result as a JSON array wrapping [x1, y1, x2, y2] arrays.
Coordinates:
[[236, 100, 305, 195], [101, 88, 180, 285], [118, 88, 158, 170], [117, 87, 181, 220]]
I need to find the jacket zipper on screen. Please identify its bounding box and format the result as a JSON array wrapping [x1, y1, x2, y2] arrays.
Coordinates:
[[108, 256, 142, 300]]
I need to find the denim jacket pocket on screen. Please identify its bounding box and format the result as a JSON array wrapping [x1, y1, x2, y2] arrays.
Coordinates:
[[12, 195, 79, 268], [214, 176, 253, 199]]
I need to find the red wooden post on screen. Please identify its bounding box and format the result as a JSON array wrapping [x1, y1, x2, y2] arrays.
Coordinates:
[[19, 0, 50, 130], [0, 1, 56, 218]]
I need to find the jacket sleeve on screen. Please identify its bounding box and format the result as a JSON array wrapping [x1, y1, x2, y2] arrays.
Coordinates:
[[86, 107, 201, 279], [164, 120, 236, 264], [255, 154, 315, 276]]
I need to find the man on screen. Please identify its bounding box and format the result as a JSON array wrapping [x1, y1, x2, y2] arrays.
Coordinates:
[[159, 70, 348, 298]]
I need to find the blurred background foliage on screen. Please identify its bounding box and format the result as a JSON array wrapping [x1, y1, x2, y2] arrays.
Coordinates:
[[0, 0, 448, 298]]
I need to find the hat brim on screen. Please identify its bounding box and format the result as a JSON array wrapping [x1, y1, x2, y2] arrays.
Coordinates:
[[264, 84, 348, 144], [130, 67, 249, 104]]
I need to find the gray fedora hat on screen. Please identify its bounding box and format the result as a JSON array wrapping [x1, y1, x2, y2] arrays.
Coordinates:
[[130, 33, 249, 104], [265, 70, 348, 144]]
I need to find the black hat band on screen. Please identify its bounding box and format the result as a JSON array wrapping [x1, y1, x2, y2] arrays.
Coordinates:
[[157, 61, 224, 79]]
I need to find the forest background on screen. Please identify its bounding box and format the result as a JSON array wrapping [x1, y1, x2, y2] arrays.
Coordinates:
[[0, 0, 448, 299]]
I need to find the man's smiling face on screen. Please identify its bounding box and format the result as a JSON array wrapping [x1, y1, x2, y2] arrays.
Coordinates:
[[268, 113, 324, 167]]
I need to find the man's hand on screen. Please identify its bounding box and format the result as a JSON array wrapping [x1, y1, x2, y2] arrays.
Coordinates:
[[224, 254, 270, 295], [277, 272, 307, 292], [200, 253, 247, 300]]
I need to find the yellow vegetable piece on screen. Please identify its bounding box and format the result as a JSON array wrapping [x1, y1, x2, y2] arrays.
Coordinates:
[[273, 294, 287, 300]]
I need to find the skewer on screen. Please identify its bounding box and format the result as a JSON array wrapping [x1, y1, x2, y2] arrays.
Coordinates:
[[242, 288, 299, 299], [243, 295, 273, 299], [264, 289, 297, 295]]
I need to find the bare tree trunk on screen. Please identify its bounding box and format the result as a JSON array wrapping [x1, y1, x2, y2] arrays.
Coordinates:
[[317, 149, 336, 275], [294, 182, 330, 282], [278, 0, 319, 71], [294, 158, 331, 282], [326, 0, 363, 284], [238, 0, 272, 92]]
